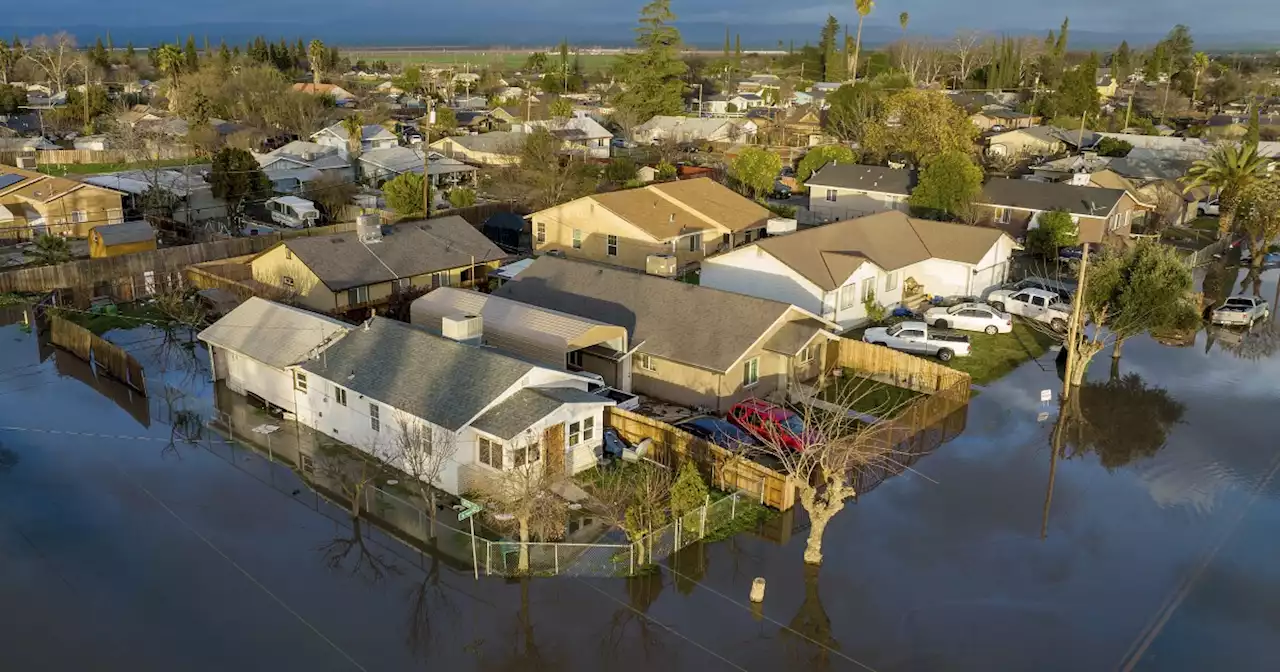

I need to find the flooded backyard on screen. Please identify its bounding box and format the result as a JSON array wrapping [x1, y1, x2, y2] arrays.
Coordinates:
[[1, 265, 1278, 671]]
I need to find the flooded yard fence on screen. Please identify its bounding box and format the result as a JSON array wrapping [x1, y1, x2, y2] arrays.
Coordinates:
[[829, 337, 973, 399], [48, 314, 148, 395]]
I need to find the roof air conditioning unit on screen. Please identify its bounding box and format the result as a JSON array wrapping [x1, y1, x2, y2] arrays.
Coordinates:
[[16, 154, 37, 170], [766, 217, 798, 236], [442, 314, 483, 344], [646, 254, 677, 277]]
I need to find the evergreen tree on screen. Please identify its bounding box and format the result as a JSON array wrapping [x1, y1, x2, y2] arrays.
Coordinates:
[[614, 0, 688, 121], [125, 41, 135, 60], [184, 35, 199, 71], [1113, 41, 1132, 83], [1055, 17, 1070, 58], [1247, 105, 1261, 147], [218, 40, 231, 70], [724, 26, 731, 57], [820, 14, 842, 81], [203, 35, 211, 58], [106, 31, 114, 53]]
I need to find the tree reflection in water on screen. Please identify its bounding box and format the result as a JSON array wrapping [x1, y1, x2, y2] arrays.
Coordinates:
[[601, 568, 666, 663], [404, 547, 456, 661], [783, 564, 841, 671], [318, 517, 401, 584], [481, 577, 565, 672]]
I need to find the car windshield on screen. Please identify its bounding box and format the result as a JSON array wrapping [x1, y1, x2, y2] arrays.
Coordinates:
[[778, 415, 805, 435], [948, 305, 968, 315]]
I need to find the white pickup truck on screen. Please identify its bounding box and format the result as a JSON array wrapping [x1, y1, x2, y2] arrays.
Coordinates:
[[862, 321, 972, 362], [985, 287, 1072, 332], [1210, 296, 1270, 327]]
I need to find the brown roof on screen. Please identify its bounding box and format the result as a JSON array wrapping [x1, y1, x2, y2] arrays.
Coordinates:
[[1087, 169, 1137, 192], [750, 211, 1009, 291], [0, 166, 115, 203], [586, 178, 770, 241]]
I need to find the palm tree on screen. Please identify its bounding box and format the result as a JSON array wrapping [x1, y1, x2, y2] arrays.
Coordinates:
[[341, 114, 364, 158], [899, 11, 909, 35], [849, 0, 875, 82], [1184, 142, 1272, 237], [25, 234, 72, 266], [1190, 52, 1209, 109], [308, 39, 326, 85], [156, 43, 183, 83]]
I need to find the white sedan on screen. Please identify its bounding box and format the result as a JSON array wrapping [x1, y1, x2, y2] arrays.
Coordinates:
[[923, 302, 1014, 335]]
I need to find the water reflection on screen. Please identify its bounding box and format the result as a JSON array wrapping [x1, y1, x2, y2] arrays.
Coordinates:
[[602, 569, 666, 661], [783, 565, 841, 671], [1066, 366, 1185, 471], [481, 578, 566, 671], [319, 516, 402, 583]]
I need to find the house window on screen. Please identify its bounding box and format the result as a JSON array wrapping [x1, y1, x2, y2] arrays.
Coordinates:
[[394, 278, 411, 293], [282, 275, 295, 288], [513, 442, 541, 468], [70, 210, 87, 224], [572, 229, 583, 249], [636, 353, 656, 372], [582, 416, 595, 442], [826, 189, 837, 202], [535, 222, 546, 244], [743, 357, 760, 388], [347, 286, 369, 305], [294, 371, 308, 392], [884, 271, 898, 293], [839, 284, 857, 310], [370, 404, 380, 432], [432, 271, 453, 288], [995, 207, 1011, 224], [569, 418, 594, 446], [333, 386, 347, 406], [606, 234, 618, 257], [798, 345, 815, 363], [863, 280, 876, 303], [568, 350, 584, 368], [479, 437, 504, 469], [688, 233, 702, 252]]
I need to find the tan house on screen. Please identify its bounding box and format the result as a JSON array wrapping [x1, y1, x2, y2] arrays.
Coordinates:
[[494, 256, 840, 413], [0, 166, 125, 238], [970, 107, 1040, 132], [249, 215, 506, 316], [986, 126, 1073, 158], [529, 178, 772, 274], [782, 106, 826, 147], [428, 132, 523, 165], [977, 178, 1152, 243]]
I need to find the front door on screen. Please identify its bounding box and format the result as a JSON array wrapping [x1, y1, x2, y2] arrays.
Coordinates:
[[544, 423, 566, 477]]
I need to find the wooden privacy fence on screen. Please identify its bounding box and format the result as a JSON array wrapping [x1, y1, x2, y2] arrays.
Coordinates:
[[605, 407, 796, 511], [49, 314, 147, 396], [0, 146, 195, 167], [829, 337, 972, 400]]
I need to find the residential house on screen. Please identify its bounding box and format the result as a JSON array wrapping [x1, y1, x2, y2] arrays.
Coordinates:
[[451, 95, 489, 110], [199, 297, 351, 415], [701, 211, 1017, 329], [255, 140, 356, 186], [428, 131, 523, 165], [0, 166, 125, 238], [790, 91, 815, 107], [455, 110, 501, 132], [72, 135, 109, 151], [782, 106, 826, 147], [529, 178, 771, 273], [811, 82, 843, 94], [0, 136, 58, 152], [632, 116, 758, 145], [411, 287, 633, 391], [1096, 69, 1120, 99], [805, 163, 915, 221], [88, 220, 156, 258], [311, 122, 399, 159], [1205, 113, 1280, 139], [494, 256, 840, 412], [298, 316, 613, 490], [702, 93, 765, 116], [523, 116, 614, 159], [357, 146, 478, 195], [738, 74, 783, 95], [977, 178, 1149, 242], [82, 167, 228, 225], [970, 107, 1040, 132], [986, 126, 1075, 158], [248, 216, 506, 315], [291, 83, 357, 106]]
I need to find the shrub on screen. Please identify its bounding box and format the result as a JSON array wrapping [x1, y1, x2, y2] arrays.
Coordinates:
[[447, 187, 477, 208], [670, 460, 710, 518], [1026, 210, 1079, 258], [863, 297, 887, 324]]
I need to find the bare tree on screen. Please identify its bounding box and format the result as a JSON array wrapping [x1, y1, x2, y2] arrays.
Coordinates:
[[746, 372, 914, 565], [392, 411, 459, 538], [581, 461, 673, 566], [952, 31, 988, 88], [26, 32, 77, 93], [475, 435, 569, 574]]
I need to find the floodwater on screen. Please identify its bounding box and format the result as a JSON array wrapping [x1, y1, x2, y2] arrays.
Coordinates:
[[1, 266, 1278, 672]]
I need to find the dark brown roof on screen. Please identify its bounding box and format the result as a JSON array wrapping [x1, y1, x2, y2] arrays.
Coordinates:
[[980, 178, 1126, 218], [804, 163, 916, 195]]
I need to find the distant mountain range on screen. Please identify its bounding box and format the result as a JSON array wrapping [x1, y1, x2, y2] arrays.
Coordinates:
[[10, 21, 1278, 52]]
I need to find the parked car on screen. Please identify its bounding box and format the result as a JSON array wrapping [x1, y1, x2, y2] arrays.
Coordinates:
[[862, 321, 971, 361], [770, 182, 793, 199], [994, 276, 1075, 302], [677, 417, 760, 452], [728, 399, 808, 452], [1197, 198, 1220, 217], [986, 287, 1071, 332], [923, 302, 1013, 335], [1210, 295, 1270, 326]]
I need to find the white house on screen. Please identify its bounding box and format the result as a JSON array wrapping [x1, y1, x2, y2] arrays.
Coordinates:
[[293, 316, 613, 495], [198, 298, 351, 414], [523, 115, 614, 159], [311, 122, 399, 159], [805, 163, 915, 221], [633, 116, 758, 145], [700, 211, 1018, 329], [702, 93, 765, 116]]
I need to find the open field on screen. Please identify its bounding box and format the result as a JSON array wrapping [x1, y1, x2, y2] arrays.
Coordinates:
[[345, 49, 621, 72]]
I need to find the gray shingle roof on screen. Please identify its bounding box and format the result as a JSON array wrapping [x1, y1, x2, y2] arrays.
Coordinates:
[[492, 257, 796, 373], [980, 178, 1126, 217], [279, 216, 506, 291], [762, 319, 827, 356], [299, 317, 535, 431], [471, 389, 565, 440], [805, 163, 915, 195], [198, 297, 349, 369], [91, 220, 154, 245]]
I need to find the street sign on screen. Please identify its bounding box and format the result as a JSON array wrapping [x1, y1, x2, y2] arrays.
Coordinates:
[[458, 497, 483, 521], [1040, 389, 1052, 403]]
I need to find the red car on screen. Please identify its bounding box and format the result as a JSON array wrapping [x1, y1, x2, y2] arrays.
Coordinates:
[[728, 399, 808, 452]]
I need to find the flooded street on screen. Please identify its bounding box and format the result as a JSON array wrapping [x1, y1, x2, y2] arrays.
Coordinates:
[[1, 266, 1278, 671]]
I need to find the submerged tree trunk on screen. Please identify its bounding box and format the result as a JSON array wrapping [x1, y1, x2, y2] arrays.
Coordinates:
[[799, 485, 848, 566], [1069, 341, 1104, 387], [1112, 337, 1126, 360], [518, 517, 531, 574]]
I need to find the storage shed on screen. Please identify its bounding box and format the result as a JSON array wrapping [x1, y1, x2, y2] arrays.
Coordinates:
[[88, 220, 157, 258]]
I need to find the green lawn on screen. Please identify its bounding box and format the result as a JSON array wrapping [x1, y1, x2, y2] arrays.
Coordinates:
[[822, 372, 921, 417], [1188, 216, 1221, 232], [945, 322, 1059, 385], [40, 157, 198, 176]]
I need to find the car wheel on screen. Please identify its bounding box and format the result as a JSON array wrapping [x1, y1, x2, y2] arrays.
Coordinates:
[[872, 341, 888, 348], [937, 348, 954, 362], [991, 302, 1005, 312], [933, 319, 949, 329], [1051, 318, 1067, 332], [984, 325, 999, 335]]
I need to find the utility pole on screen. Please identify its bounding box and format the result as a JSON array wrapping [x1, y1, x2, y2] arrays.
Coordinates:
[[1077, 111, 1089, 154], [1124, 93, 1134, 130], [422, 99, 435, 219]]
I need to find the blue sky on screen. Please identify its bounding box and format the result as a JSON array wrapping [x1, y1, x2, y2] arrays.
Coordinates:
[[6, 1, 1276, 44]]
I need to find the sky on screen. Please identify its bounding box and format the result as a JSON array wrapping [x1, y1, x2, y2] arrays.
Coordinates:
[[5, 0, 1277, 46]]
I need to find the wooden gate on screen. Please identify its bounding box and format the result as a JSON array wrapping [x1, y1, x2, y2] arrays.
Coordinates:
[[544, 423, 565, 477]]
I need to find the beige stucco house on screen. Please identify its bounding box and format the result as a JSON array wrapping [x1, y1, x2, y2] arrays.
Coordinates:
[[0, 166, 125, 239], [529, 178, 772, 274]]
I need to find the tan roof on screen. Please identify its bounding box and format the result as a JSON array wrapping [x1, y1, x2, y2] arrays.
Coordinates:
[[751, 211, 1009, 291], [586, 178, 770, 241], [1088, 169, 1137, 192], [0, 166, 111, 203], [292, 83, 346, 96]]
